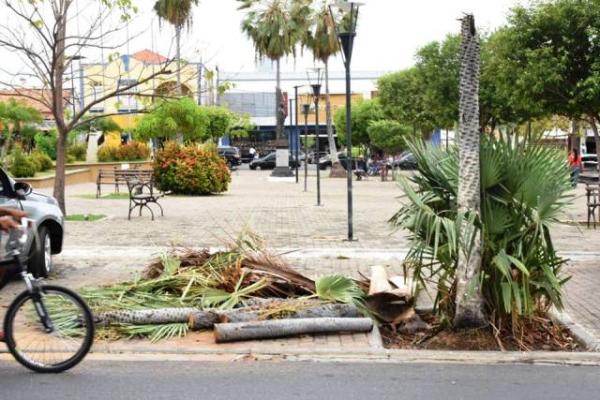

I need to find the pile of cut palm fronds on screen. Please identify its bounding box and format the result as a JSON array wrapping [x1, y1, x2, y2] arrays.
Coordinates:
[[49, 230, 387, 342]]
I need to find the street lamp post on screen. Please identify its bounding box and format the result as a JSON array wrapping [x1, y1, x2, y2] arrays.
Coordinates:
[[311, 83, 322, 207], [302, 103, 311, 192], [330, 1, 362, 241]]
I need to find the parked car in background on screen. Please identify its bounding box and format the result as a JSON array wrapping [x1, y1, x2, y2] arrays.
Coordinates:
[[249, 152, 301, 170], [218, 146, 242, 168], [307, 151, 328, 164], [0, 168, 64, 279], [240, 148, 255, 163], [582, 153, 598, 170], [318, 153, 364, 171], [393, 152, 418, 170]]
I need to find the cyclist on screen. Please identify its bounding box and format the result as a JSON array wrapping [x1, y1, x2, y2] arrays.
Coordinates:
[[0, 206, 28, 342]]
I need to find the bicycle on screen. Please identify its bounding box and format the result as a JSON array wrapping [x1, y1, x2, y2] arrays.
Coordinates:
[[2, 218, 94, 373]]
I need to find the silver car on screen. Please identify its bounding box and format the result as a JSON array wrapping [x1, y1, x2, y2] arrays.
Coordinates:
[[0, 168, 64, 278]]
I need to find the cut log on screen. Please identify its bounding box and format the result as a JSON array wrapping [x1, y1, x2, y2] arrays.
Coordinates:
[[188, 301, 361, 331], [368, 265, 393, 295], [214, 318, 373, 343], [95, 308, 202, 325], [220, 303, 361, 323]]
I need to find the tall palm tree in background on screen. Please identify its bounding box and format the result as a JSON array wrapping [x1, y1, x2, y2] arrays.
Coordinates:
[[453, 14, 486, 328], [305, 2, 344, 178], [154, 0, 199, 96], [238, 0, 312, 177]]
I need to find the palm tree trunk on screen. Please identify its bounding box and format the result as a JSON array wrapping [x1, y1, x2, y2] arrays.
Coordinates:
[[175, 26, 183, 144], [325, 60, 343, 178], [176, 26, 182, 96], [453, 15, 486, 329]]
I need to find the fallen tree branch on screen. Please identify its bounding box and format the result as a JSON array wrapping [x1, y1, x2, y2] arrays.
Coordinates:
[[214, 318, 374, 343]]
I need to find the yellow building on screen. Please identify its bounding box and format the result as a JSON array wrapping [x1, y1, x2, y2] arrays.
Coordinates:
[[295, 93, 363, 125], [81, 49, 201, 131]]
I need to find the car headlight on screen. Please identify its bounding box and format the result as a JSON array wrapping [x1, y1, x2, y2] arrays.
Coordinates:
[[47, 197, 58, 205]]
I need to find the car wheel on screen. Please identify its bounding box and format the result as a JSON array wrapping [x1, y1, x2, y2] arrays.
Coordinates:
[[28, 226, 52, 278]]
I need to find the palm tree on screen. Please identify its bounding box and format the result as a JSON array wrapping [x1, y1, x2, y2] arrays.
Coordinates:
[[453, 14, 486, 328], [305, 2, 344, 178], [154, 0, 199, 96], [238, 0, 312, 176]]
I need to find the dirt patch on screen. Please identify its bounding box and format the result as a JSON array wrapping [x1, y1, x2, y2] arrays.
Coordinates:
[[381, 314, 582, 352]]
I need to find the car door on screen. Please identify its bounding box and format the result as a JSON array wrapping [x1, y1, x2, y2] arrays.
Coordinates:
[[0, 170, 20, 263], [266, 154, 276, 168]]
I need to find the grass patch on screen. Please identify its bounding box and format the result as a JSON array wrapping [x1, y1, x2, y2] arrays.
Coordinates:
[[66, 214, 106, 222], [78, 193, 130, 200]]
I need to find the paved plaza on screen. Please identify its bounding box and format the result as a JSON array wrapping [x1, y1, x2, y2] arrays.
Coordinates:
[[2, 168, 600, 351]]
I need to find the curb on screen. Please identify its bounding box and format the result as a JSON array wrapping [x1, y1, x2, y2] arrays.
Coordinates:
[[34, 348, 600, 367], [549, 307, 600, 352]]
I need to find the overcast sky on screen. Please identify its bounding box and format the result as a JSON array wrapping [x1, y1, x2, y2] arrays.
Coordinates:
[[140, 0, 522, 73], [0, 0, 524, 83]]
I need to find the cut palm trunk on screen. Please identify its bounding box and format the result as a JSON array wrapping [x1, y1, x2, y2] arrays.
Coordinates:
[[189, 302, 361, 331], [214, 318, 373, 343], [453, 14, 486, 328], [366, 266, 414, 324], [95, 308, 203, 325]]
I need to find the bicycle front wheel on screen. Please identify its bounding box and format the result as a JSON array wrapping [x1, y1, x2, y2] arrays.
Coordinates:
[[4, 285, 94, 373]]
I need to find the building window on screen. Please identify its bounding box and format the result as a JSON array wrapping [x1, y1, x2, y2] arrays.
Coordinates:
[[89, 83, 104, 113], [117, 78, 138, 112]]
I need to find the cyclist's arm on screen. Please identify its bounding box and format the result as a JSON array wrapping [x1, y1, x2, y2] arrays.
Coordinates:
[[0, 207, 27, 220]]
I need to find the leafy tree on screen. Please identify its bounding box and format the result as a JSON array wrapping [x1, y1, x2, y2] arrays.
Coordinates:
[[205, 106, 252, 141], [0, 0, 175, 213], [501, 0, 600, 166], [367, 120, 411, 154], [135, 98, 209, 142], [0, 99, 42, 163], [377, 68, 434, 137], [238, 0, 312, 148], [75, 116, 122, 134], [334, 99, 384, 149], [305, 2, 343, 173], [415, 35, 460, 130]]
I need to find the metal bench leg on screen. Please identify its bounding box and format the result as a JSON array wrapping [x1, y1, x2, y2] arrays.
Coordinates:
[[154, 201, 164, 217]]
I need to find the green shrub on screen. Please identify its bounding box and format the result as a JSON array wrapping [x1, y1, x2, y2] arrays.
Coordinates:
[[68, 143, 87, 162], [8, 147, 38, 178], [153, 142, 230, 195], [34, 130, 57, 160], [30, 150, 53, 171], [97, 141, 150, 162], [391, 135, 572, 330]]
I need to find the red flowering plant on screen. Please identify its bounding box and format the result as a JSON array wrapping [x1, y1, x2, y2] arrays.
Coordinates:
[[153, 142, 231, 195]]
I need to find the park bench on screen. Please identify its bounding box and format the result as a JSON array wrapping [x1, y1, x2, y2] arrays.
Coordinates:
[[96, 167, 153, 198], [126, 177, 165, 221], [587, 184, 600, 229]]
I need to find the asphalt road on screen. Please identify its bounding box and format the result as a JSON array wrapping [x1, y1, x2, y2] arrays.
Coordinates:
[[0, 360, 598, 400]]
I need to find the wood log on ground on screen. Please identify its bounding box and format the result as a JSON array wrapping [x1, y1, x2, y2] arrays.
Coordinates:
[[366, 266, 415, 324], [368, 265, 393, 295], [214, 318, 373, 343], [188, 301, 361, 331], [95, 308, 211, 326]]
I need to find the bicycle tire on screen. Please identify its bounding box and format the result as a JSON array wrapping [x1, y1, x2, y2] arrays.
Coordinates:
[[4, 285, 94, 373]]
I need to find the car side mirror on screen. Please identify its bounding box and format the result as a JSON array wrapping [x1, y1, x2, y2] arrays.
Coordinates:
[[14, 182, 33, 198]]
